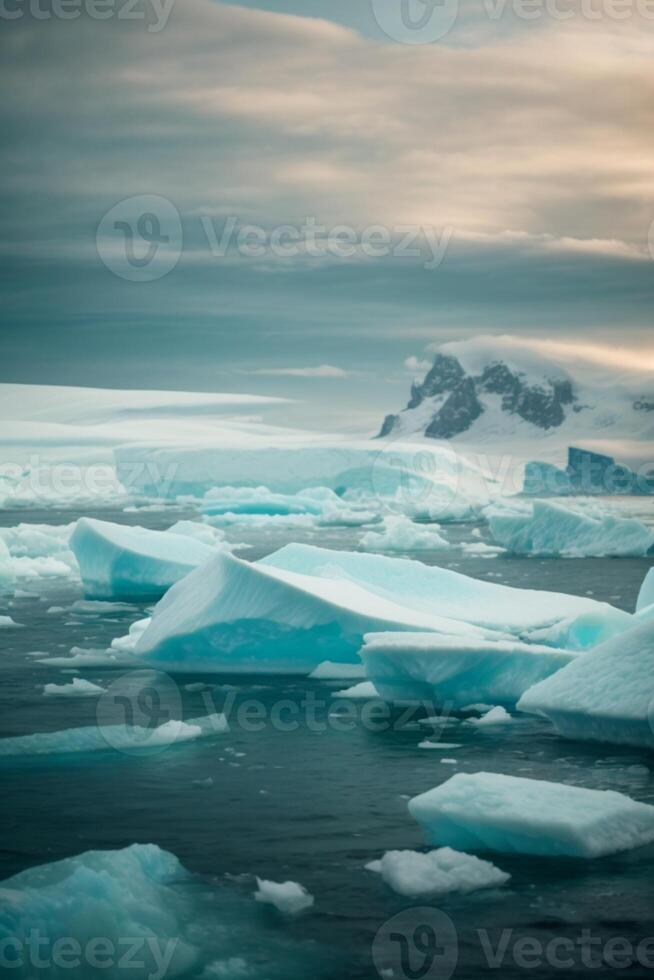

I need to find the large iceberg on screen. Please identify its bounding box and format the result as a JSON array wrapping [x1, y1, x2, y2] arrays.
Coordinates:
[[488, 500, 654, 557], [408, 772, 654, 858], [361, 633, 577, 708], [135, 550, 490, 674], [259, 544, 614, 640], [115, 440, 491, 504], [134, 544, 620, 673], [517, 618, 654, 749], [70, 518, 219, 600]]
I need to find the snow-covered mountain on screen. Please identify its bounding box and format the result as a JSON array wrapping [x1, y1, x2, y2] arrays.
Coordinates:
[[379, 337, 654, 456]]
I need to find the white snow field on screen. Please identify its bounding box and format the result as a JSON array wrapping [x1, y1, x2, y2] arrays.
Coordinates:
[[408, 772, 654, 858], [70, 517, 221, 599], [360, 515, 449, 552], [488, 500, 654, 557], [258, 545, 619, 642], [0, 714, 228, 758], [365, 847, 509, 897], [517, 619, 654, 749], [361, 633, 576, 708], [134, 550, 491, 674]]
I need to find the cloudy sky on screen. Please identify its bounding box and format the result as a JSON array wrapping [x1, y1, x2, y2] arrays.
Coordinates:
[[1, 0, 653, 432]]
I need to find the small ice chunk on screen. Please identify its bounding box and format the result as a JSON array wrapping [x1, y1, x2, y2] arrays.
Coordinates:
[[366, 847, 509, 896], [0, 615, 21, 628], [332, 681, 379, 699], [360, 516, 449, 553], [254, 878, 314, 915], [409, 772, 654, 858], [43, 678, 104, 698], [467, 706, 512, 727], [418, 741, 462, 750]]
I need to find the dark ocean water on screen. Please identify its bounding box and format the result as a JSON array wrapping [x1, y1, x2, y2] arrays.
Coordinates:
[[1, 507, 653, 980]]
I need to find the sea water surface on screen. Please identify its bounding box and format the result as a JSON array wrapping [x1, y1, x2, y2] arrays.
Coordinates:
[[1, 506, 653, 980]]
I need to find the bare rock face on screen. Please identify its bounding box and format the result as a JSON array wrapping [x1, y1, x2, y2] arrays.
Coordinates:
[[379, 351, 577, 439]]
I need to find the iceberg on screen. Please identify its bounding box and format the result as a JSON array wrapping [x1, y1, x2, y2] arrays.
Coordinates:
[[637, 568, 654, 613], [488, 500, 654, 557], [0, 536, 15, 592], [254, 879, 314, 915], [0, 842, 331, 980], [135, 549, 488, 674], [360, 516, 449, 552], [259, 544, 610, 640], [0, 714, 227, 759], [70, 517, 218, 600], [408, 772, 654, 858], [517, 619, 654, 749], [365, 847, 509, 897], [42, 678, 104, 698], [203, 485, 328, 517], [361, 633, 577, 709]]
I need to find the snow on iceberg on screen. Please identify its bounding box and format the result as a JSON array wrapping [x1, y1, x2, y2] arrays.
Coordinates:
[[517, 618, 654, 749], [70, 518, 219, 600], [259, 544, 611, 640], [408, 772, 654, 858], [0, 714, 227, 759], [360, 516, 449, 553], [135, 550, 488, 674], [361, 633, 577, 709], [365, 847, 509, 897], [488, 500, 654, 557]]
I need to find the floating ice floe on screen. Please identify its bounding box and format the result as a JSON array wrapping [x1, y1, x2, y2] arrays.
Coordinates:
[[0, 714, 227, 758], [70, 518, 221, 600], [42, 678, 104, 697], [408, 772, 654, 858], [517, 618, 654, 749], [134, 550, 490, 674], [361, 633, 577, 709], [466, 705, 513, 726], [202, 485, 378, 529], [0, 537, 15, 592], [308, 661, 366, 680], [0, 615, 21, 628], [332, 681, 379, 699], [0, 842, 328, 980], [365, 847, 509, 897], [254, 878, 314, 915], [488, 500, 654, 557], [360, 516, 449, 553]]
